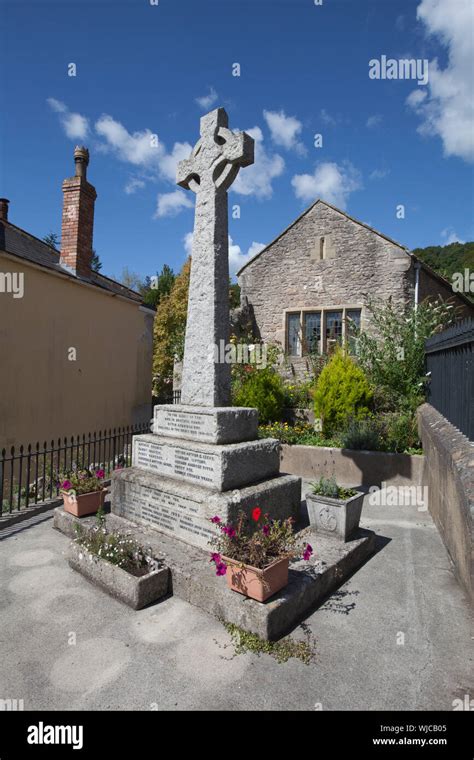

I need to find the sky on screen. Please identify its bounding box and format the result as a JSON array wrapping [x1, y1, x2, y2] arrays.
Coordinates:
[[1, 0, 473, 282]]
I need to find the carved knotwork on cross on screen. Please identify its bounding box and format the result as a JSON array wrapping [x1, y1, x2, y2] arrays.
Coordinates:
[[177, 108, 254, 195]]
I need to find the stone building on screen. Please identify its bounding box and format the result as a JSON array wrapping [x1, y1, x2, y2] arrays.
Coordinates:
[[0, 147, 155, 450], [237, 199, 473, 376]]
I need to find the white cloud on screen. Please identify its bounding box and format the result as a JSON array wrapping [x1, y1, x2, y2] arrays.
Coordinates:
[[406, 0, 474, 162], [183, 231, 194, 256], [291, 161, 362, 209], [229, 238, 266, 277], [124, 178, 146, 194], [233, 126, 285, 199], [94, 114, 193, 184], [154, 190, 193, 219], [441, 227, 465, 245], [320, 109, 338, 126], [369, 167, 390, 180], [366, 114, 383, 128], [263, 109, 306, 155], [195, 87, 218, 110], [47, 97, 89, 140]]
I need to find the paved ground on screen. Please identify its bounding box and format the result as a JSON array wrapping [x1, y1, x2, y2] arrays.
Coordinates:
[[0, 489, 472, 711]]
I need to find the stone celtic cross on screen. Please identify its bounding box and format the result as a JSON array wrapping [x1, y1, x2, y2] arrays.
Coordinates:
[[177, 108, 254, 407]]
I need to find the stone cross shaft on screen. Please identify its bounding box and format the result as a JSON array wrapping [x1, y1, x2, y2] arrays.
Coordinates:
[[177, 108, 254, 407]]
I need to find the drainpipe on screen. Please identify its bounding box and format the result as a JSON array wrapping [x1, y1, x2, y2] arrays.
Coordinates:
[[414, 259, 421, 311]]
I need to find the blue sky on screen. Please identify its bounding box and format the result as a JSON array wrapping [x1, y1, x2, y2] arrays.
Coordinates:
[[1, 0, 473, 281]]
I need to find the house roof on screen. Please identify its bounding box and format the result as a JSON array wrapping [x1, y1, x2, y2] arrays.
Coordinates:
[[236, 198, 410, 276], [0, 219, 147, 305], [235, 198, 474, 310]]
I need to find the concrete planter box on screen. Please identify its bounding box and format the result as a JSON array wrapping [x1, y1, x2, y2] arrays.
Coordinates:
[[305, 490, 364, 542], [67, 541, 169, 609]]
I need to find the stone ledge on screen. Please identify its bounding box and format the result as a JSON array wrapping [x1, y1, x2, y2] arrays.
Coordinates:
[[153, 404, 258, 444], [133, 433, 280, 491], [54, 508, 376, 640], [111, 467, 301, 549]]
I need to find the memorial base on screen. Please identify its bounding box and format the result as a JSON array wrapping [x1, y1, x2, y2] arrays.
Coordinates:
[[111, 466, 301, 550]]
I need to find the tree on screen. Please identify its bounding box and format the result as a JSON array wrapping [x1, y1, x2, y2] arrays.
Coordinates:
[[43, 232, 60, 250], [117, 267, 145, 292], [91, 249, 103, 272], [152, 258, 190, 398], [229, 280, 241, 309], [143, 264, 175, 308]]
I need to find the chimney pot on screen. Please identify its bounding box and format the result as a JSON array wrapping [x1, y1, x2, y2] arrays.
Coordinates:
[[74, 145, 90, 179], [0, 198, 10, 221]]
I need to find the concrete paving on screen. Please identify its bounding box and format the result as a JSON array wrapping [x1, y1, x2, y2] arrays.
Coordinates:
[[0, 490, 472, 711]]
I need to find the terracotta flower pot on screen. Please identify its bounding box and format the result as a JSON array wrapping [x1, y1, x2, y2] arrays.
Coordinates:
[[222, 555, 289, 602], [61, 488, 106, 518]]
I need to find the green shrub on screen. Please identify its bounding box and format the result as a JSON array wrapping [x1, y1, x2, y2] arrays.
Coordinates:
[[381, 411, 421, 454], [310, 476, 356, 499], [313, 349, 373, 436], [233, 368, 285, 424], [340, 417, 383, 452]]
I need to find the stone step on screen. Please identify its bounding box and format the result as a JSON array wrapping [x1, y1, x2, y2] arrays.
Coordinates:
[[153, 404, 258, 444], [132, 433, 280, 491], [111, 467, 301, 550], [53, 507, 376, 641]]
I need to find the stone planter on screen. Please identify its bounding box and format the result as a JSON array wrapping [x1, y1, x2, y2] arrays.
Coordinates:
[[305, 490, 364, 542], [67, 541, 169, 609], [62, 489, 106, 518], [222, 555, 289, 602]]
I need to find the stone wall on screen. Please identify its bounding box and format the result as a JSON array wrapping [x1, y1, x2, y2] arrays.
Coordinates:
[[417, 403, 474, 603], [238, 201, 414, 351]]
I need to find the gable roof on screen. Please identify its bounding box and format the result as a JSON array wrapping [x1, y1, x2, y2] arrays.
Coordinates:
[[236, 198, 410, 276], [236, 198, 474, 311], [0, 219, 147, 305]]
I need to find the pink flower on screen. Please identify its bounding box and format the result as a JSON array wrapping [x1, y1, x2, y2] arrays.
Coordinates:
[[303, 544, 313, 561], [262, 524, 270, 536], [210, 553, 221, 564], [222, 526, 236, 538], [96, 469, 105, 480], [61, 480, 72, 491], [210, 516, 221, 524], [215, 562, 227, 576], [252, 507, 262, 522]]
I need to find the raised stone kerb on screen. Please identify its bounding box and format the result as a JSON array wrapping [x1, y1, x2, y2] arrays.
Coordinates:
[[177, 108, 254, 407]]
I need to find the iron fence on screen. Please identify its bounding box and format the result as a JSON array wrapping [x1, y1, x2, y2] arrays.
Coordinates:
[[425, 319, 473, 440], [0, 423, 150, 515]]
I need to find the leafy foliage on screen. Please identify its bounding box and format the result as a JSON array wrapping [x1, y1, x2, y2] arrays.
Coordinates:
[[152, 258, 190, 397], [357, 296, 456, 408], [340, 417, 383, 452], [233, 367, 286, 424], [143, 264, 176, 308], [91, 249, 102, 272], [413, 242, 474, 303], [58, 467, 105, 496], [209, 509, 312, 571], [74, 507, 161, 576], [43, 232, 60, 250], [310, 476, 356, 500], [258, 421, 341, 447], [220, 621, 317, 665], [313, 348, 373, 436]]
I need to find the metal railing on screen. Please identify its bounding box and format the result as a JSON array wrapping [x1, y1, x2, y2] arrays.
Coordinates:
[[425, 319, 473, 440], [0, 423, 150, 514]]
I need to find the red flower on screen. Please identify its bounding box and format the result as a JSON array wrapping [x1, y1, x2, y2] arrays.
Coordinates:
[[252, 507, 262, 522]]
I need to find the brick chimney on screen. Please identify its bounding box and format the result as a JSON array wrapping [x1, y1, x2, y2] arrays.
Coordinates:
[[0, 198, 9, 221], [60, 146, 97, 278]]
